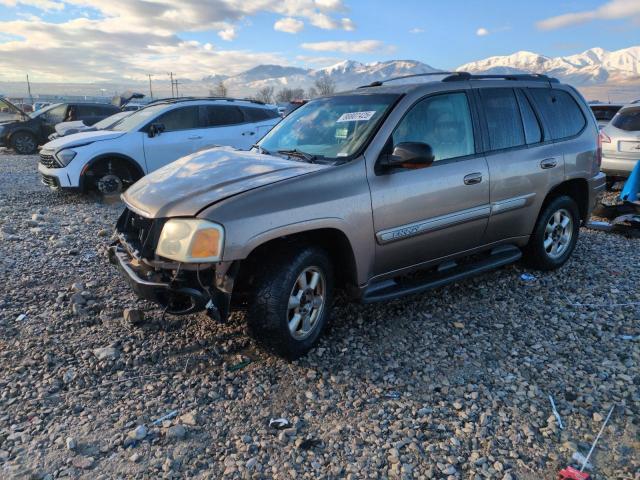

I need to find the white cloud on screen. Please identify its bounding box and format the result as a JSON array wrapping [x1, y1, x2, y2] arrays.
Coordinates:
[[476, 27, 489, 36], [341, 18, 355, 31], [0, 0, 357, 82], [217, 26, 236, 41], [537, 0, 640, 30], [0, 17, 286, 82], [274, 17, 304, 33], [0, 0, 64, 11], [301, 40, 389, 54], [409, 27, 424, 34]]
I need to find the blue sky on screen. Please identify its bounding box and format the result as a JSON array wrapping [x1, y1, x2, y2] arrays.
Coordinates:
[[0, 0, 638, 82]]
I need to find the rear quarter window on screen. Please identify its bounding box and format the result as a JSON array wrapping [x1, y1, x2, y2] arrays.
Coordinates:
[[612, 108, 640, 131], [529, 89, 586, 140]]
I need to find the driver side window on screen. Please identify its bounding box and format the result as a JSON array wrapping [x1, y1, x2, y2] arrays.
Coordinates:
[[392, 92, 475, 162]]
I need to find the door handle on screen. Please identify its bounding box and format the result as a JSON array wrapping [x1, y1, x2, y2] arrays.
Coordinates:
[[188, 135, 202, 140], [464, 172, 483, 185], [540, 158, 558, 169], [242, 131, 255, 136]]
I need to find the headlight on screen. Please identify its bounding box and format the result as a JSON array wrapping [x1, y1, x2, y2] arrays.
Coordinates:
[[55, 149, 77, 166], [156, 219, 224, 263]]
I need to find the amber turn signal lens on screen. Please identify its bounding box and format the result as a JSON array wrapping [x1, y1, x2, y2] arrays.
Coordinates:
[[190, 229, 220, 258]]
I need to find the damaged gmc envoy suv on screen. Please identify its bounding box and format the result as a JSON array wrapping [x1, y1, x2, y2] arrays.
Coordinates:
[[109, 73, 605, 358]]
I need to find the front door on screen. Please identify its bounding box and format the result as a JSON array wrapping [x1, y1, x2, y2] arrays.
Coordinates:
[[367, 91, 491, 275], [142, 105, 203, 172]]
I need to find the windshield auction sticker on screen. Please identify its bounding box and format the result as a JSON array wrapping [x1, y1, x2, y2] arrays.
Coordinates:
[[336, 111, 376, 122]]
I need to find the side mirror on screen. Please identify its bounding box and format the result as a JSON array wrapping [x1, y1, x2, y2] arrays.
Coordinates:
[[379, 142, 435, 170], [148, 122, 165, 138]]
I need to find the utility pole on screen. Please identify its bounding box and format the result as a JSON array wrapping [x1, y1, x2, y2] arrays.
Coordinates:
[[26, 74, 33, 104], [147, 74, 153, 100], [174, 78, 180, 97], [169, 72, 175, 97]]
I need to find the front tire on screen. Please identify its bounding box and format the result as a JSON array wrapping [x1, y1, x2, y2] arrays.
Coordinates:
[[524, 195, 580, 270], [11, 131, 38, 154], [246, 246, 334, 359]]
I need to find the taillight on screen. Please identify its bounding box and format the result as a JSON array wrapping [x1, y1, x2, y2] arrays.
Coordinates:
[[595, 131, 605, 170]]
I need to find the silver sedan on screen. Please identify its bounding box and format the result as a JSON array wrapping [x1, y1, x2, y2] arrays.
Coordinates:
[[601, 105, 640, 181]]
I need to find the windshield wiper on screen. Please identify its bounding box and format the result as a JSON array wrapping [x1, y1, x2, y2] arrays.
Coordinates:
[[277, 149, 319, 163], [252, 144, 272, 155]]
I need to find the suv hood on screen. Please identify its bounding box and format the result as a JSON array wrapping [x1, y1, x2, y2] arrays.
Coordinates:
[[44, 129, 126, 151], [123, 147, 328, 218], [55, 120, 87, 135]]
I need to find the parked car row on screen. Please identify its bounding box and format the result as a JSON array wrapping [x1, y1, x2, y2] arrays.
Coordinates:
[[38, 97, 281, 193], [0, 98, 121, 154]]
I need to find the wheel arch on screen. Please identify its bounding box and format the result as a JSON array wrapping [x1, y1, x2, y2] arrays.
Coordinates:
[[79, 153, 145, 192], [542, 178, 589, 223], [231, 227, 359, 305]]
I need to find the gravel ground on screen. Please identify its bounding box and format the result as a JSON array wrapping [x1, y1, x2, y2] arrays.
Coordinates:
[[0, 151, 638, 480]]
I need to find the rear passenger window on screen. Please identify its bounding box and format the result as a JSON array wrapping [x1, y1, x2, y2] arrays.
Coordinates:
[[243, 107, 278, 122], [479, 88, 525, 151], [203, 105, 244, 127], [529, 89, 586, 140], [515, 90, 542, 144], [392, 92, 475, 162]]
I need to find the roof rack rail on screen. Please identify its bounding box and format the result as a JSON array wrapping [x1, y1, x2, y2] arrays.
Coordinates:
[[442, 72, 559, 83], [147, 96, 267, 105], [358, 71, 463, 88]]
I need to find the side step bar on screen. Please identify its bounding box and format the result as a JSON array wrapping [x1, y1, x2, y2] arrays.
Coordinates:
[[362, 245, 522, 303]]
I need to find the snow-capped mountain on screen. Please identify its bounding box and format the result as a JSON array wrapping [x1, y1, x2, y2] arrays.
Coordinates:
[[457, 46, 640, 84], [220, 59, 440, 95]]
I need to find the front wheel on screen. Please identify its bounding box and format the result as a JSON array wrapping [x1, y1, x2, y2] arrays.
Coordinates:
[[524, 195, 580, 270], [246, 246, 334, 359], [11, 131, 38, 154]]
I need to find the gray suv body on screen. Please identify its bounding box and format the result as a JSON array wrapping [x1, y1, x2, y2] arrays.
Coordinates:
[[109, 73, 606, 358]]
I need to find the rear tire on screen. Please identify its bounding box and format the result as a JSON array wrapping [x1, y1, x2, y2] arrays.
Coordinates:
[[246, 246, 334, 359], [11, 131, 38, 154], [524, 195, 580, 270]]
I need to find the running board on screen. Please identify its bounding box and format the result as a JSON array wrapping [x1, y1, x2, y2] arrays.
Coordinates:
[[362, 245, 522, 303]]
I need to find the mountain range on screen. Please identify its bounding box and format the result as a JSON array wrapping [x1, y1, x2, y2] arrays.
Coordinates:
[[2, 46, 639, 101]]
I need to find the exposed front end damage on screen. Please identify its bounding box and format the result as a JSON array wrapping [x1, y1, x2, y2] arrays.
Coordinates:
[[108, 207, 236, 321]]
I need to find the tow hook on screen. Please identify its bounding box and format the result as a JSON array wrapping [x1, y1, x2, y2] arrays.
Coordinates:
[[206, 299, 221, 323]]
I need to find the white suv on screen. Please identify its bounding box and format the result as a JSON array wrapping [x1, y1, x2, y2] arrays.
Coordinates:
[[37, 98, 281, 194]]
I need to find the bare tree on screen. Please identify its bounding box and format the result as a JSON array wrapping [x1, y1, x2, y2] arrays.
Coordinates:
[[275, 87, 306, 103], [306, 87, 318, 99], [255, 86, 274, 104], [275, 88, 294, 103], [209, 80, 228, 97], [314, 74, 336, 96]]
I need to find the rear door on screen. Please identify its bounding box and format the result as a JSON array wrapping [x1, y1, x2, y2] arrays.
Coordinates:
[[480, 87, 581, 244], [142, 105, 202, 172], [199, 105, 251, 150], [368, 90, 490, 275]]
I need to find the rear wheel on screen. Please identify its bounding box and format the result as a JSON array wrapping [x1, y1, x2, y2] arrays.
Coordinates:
[[11, 131, 38, 154], [524, 195, 580, 270], [246, 246, 334, 359]]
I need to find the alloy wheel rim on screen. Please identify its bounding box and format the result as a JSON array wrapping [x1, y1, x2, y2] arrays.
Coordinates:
[[287, 266, 325, 340], [544, 208, 573, 259], [16, 135, 35, 153]]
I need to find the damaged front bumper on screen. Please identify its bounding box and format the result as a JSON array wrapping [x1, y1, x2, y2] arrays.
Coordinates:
[[108, 235, 235, 322]]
